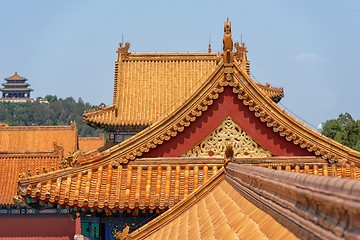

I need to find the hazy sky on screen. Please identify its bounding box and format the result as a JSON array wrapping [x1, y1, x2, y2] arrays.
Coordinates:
[[1, 1, 359, 128]]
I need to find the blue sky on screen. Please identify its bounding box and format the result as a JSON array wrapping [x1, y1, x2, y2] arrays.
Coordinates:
[[1, 1, 359, 128]]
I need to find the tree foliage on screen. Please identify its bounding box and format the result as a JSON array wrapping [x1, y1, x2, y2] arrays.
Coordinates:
[[0, 96, 103, 137], [321, 113, 360, 151]]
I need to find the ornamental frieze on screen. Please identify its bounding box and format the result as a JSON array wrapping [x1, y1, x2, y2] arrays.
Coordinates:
[[182, 117, 272, 158]]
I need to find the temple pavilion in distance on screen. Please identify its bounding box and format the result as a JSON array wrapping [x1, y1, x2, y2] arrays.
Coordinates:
[[0, 72, 33, 102]]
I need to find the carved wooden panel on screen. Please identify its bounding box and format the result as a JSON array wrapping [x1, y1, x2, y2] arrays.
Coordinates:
[[182, 117, 272, 157]]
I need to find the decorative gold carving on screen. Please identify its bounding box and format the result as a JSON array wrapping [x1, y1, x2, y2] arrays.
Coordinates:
[[59, 150, 82, 168], [182, 117, 272, 157], [53, 142, 64, 159], [13, 194, 26, 206], [234, 42, 250, 75], [113, 225, 130, 240], [118, 42, 131, 59]]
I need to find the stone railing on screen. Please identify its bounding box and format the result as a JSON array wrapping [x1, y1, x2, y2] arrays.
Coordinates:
[[226, 163, 360, 239]]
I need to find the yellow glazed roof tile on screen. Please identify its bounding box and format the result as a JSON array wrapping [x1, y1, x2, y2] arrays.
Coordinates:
[[0, 152, 60, 206], [78, 135, 104, 152], [5, 73, 27, 81], [0, 124, 78, 154], [83, 52, 284, 128], [19, 159, 222, 210], [131, 170, 297, 240]]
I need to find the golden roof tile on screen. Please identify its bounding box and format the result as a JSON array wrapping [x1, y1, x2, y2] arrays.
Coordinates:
[[84, 53, 219, 128], [0, 124, 78, 154], [103, 60, 360, 165], [5, 73, 27, 81], [78, 135, 104, 152], [130, 169, 297, 240], [19, 158, 223, 210], [79, 60, 360, 168], [83, 52, 284, 128], [0, 88, 32, 91], [0, 152, 60, 206]]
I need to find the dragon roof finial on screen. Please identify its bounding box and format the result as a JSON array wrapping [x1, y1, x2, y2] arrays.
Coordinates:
[[223, 20, 233, 64]]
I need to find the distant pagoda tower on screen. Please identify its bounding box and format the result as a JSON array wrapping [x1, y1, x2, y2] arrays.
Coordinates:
[[0, 72, 33, 102]]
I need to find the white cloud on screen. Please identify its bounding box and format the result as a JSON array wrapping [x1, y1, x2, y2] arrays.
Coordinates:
[[290, 52, 328, 64]]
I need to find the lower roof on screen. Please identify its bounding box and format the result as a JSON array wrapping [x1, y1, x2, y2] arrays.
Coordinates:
[[78, 135, 104, 153], [0, 152, 60, 206], [20, 159, 223, 210], [130, 170, 297, 240], [0, 124, 78, 154]]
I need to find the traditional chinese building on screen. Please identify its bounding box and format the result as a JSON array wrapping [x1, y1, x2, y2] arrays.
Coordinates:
[[0, 123, 104, 239], [18, 21, 360, 239], [0, 72, 34, 102]]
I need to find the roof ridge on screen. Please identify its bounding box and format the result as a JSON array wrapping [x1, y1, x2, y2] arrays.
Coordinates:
[[82, 61, 360, 168], [0, 151, 59, 156], [232, 63, 360, 164], [0, 125, 76, 130], [5, 73, 27, 81]]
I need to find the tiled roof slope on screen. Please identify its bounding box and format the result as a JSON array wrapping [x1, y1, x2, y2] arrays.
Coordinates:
[[83, 52, 284, 128], [0, 124, 78, 154], [92, 58, 360, 165], [0, 152, 60, 206], [19, 158, 223, 210], [5, 73, 26, 81], [0, 88, 32, 91], [130, 169, 297, 240], [84, 53, 218, 128], [78, 135, 104, 152]]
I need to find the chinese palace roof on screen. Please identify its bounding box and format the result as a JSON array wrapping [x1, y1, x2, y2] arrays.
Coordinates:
[[20, 158, 222, 210], [83, 48, 284, 129], [17, 21, 360, 239], [0, 123, 78, 154], [78, 135, 104, 152], [4, 72, 27, 81], [0, 124, 104, 207], [0, 151, 60, 207], [130, 168, 298, 240]]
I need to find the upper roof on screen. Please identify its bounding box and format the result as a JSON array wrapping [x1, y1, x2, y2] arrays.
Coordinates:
[[0, 124, 78, 154], [5, 72, 27, 81], [83, 45, 284, 129], [78, 60, 360, 168]]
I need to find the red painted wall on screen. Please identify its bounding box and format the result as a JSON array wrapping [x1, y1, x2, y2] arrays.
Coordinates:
[[143, 86, 313, 158], [0, 215, 75, 239]]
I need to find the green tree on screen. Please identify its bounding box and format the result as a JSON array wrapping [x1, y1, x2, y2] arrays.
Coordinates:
[[0, 96, 103, 137], [322, 112, 360, 151], [45, 95, 58, 102]]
